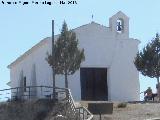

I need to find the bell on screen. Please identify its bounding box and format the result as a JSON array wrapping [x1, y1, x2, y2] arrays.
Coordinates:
[[117, 26, 122, 31], [117, 22, 122, 31]]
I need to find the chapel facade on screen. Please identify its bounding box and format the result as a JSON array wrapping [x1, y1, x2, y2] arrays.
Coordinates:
[[8, 11, 140, 101]]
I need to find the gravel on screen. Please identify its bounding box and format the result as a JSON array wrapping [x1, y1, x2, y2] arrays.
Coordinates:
[[93, 103, 160, 120]]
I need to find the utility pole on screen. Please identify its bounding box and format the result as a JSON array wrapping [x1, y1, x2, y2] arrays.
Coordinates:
[[52, 20, 56, 99], [157, 35, 160, 100]]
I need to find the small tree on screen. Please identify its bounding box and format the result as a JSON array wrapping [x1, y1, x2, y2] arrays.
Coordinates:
[[46, 21, 85, 88], [134, 33, 160, 98]]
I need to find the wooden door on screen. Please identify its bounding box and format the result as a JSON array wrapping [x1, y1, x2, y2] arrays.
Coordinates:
[[80, 68, 108, 101]]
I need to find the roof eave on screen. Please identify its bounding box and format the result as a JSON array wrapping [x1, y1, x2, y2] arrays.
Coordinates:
[[7, 37, 50, 69]]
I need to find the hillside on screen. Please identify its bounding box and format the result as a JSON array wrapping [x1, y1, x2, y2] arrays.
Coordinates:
[[0, 99, 68, 120]]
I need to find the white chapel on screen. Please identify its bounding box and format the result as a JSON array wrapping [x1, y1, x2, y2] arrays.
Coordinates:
[[8, 11, 140, 101]]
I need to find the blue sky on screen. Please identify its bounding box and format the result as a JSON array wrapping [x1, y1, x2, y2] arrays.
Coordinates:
[[0, 0, 159, 100]]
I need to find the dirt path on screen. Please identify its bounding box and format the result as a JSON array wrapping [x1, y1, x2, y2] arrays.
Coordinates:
[[93, 103, 160, 120]]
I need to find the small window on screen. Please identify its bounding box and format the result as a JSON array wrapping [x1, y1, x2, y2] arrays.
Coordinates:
[[24, 76, 27, 92], [117, 19, 123, 33]]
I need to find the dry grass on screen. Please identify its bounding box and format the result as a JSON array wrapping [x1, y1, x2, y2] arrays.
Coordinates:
[[0, 99, 77, 120], [0, 99, 56, 120]]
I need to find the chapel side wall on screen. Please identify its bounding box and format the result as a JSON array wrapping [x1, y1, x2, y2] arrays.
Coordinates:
[[109, 39, 140, 101], [10, 64, 21, 96], [10, 38, 53, 98]]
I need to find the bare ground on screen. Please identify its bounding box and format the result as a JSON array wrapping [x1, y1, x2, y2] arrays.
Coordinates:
[[93, 103, 160, 120]]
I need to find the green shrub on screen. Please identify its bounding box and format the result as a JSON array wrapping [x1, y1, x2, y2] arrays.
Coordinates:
[[117, 102, 127, 108]]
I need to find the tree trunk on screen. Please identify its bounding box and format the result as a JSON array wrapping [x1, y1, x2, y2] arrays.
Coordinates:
[[52, 66, 56, 99], [157, 77, 159, 84], [65, 72, 68, 88]]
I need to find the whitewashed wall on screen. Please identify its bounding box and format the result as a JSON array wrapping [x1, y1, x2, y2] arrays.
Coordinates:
[[10, 38, 53, 97]]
